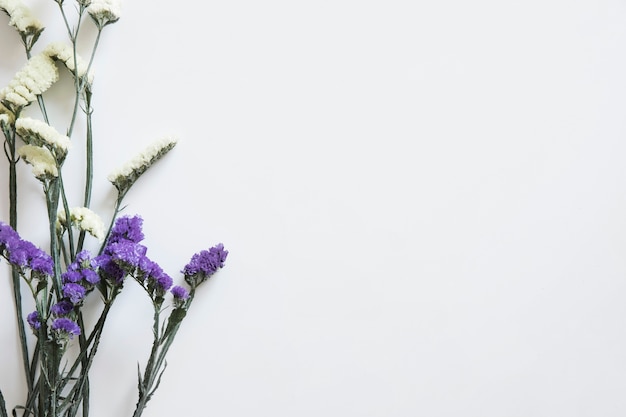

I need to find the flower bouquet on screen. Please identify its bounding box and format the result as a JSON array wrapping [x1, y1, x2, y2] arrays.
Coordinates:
[[0, 1, 228, 416]]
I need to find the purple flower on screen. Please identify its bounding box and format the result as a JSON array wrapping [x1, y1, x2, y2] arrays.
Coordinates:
[[0, 222, 19, 250], [183, 243, 228, 285], [171, 285, 189, 300], [51, 300, 74, 316], [109, 241, 147, 268], [95, 253, 125, 284], [63, 283, 86, 304], [62, 250, 100, 287], [30, 253, 53, 275], [109, 215, 144, 244], [0, 222, 53, 274], [82, 269, 100, 284], [51, 317, 81, 338], [154, 272, 173, 291], [27, 311, 41, 330], [62, 269, 82, 283]]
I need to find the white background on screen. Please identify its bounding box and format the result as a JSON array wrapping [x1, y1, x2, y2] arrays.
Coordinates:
[[2, 0, 626, 416]]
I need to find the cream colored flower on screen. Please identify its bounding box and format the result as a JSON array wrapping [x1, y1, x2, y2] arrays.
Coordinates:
[[16, 117, 71, 158], [87, 0, 121, 27], [108, 136, 178, 193], [43, 42, 94, 85], [57, 207, 105, 241], [17, 144, 58, 179], [0, 53, 58, 110], [0, 0, 44, 39]]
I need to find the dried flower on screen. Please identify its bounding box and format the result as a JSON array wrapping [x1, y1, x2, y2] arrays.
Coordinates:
[[51, 317, 81, 338], [87, 0, 121, 28], [26, 311, 41, 330], [108, 136, 178, 194], [43, 42, 94, 85], [16, 117, 71, 158], [108, 215, 144, 244], [56, 207, 105, 242], [0, 0, 44, 42], [0, 53, 58, 111], [0, 221, 53, 274], [171, 285, 189, 300], [183, 243, 228, 288], [51, 300, 74, 316], [62, 283, 86, 304]]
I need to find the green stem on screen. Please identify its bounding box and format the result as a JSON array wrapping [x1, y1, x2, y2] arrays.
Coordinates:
[[4, 127, 34, 394]]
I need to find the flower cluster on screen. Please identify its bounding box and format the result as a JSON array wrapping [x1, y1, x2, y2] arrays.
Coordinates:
[[108, 136, 178, 195], [0, 52, 58, 112], [183, 243, 229, 288], [0, 222, 53, 276], [0, 0, 44, 50], [57, 206, 106, 242]]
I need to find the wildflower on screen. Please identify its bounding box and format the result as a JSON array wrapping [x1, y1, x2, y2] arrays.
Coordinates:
[[26, 311, 41, 330], [43, 42, 94, 85], [51, 317, 81, 338], [16, 117, 71, 158], [107, 137, 177, 194], [183, 243, 228, 288], [0, 222, 53, 275], [0, 53, 58, 111], [17, 145, 58, 179], [56, 207, 105, 241], [0, 0, 44, 43], [87, 0, 121, 28]]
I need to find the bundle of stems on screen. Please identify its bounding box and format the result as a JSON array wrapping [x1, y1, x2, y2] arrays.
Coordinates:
[[0, 1, 228, 417]]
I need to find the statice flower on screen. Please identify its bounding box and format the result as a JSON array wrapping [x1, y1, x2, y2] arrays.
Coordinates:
[[96, 216, 147, 284], [51, 317, 81, 338], [56, 207, 105, 242], [0, 52, 58, 111], [43, 42, 94, 85], [0, 0, 44, 42], [63, 283, 86, 304], [183, 243, 228, 288], [107, 137, 177, 194], [16, 117, 71, 158], [51, 300, 74, 316], [109, 215, 144, 244], [87, 0, 121, 28], [0, 221, 20, 252], [0, 221, 53, 275], [61, 249, 100, 294], [171, 285, 189, 300], [26, 310, 41, 330], [17, 144, 58, 179]]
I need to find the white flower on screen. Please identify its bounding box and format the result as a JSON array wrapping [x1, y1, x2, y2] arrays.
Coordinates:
[[87, 0, 121, 27], [0, 103, 15, 124], [0, 53, 59, 110], [43, 42, 94, 85], [57, 207, 105, 241], [17, 144, 58, 179], [0, 0, 44, 38], [16, 117, 71, 158], [108, 136, 178, 192]]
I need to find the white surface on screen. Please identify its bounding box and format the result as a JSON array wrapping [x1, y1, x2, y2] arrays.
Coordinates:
[[2, 0, 626, 416]]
